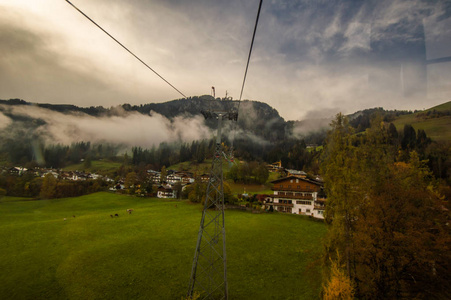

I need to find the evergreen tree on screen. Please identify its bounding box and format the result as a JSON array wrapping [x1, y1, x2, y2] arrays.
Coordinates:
[[401, 124, 416, 150], [321, 113, 359, 277]]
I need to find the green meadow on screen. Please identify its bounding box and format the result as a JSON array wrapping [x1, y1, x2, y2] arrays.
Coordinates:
[[392, 101, 451, 141], [227, 181, 273, 195], [64, 160, 123, 176], [0, 192, 326, 299]]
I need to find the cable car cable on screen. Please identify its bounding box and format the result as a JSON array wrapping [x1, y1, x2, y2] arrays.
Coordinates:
[[65, 0, 187, 98], [230, 0, 263, 160]]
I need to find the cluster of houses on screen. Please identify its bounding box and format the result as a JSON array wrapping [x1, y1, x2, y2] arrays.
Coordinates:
[[4, 163, 326, 219], [3, 166, 114, 182], [113, 169, 210, 199], [152, 170, 210, 199]]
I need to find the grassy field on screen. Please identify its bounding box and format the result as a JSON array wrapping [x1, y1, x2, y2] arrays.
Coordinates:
[[0, 192, 326, 299], [169, 159, 235, 175], [393, 115, 451, 141], [392, 101, 451, 141], [424, 100, 451, 112], [64, 160, 122, 176], [169, 160, 212, 173], [227, 181, 273, 195]]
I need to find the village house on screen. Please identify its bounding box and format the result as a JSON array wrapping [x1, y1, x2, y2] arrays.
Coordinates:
[[175, 171, 195, 184], [266, 161, 283, 172], [147, 170, 161, 183], [157, 184, 177, 198], [167, 174, 181, 185], [41, 169, 59, 179], [9, 167, 28, 175], [268, 176, 326, 219], [285, 169, 307, 178], [199, 173, 210, 183]]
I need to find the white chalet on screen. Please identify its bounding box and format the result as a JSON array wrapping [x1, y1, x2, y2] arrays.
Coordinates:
[[157, 185, 177, 199], [269, 176, 326, 219], [167, 174, 181, 185]]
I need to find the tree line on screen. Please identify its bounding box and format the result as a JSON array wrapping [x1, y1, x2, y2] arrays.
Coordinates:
[[0, 173, 107, 199], [321, 114, 450, 299]]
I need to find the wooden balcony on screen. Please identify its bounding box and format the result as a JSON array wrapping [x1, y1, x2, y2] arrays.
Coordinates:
[[274, 194, 313, 200], [272, 202, 294, 207], [272, 186, 316, 192]]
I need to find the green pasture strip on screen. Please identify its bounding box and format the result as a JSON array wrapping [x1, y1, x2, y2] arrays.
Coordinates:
[[425, 100, 451, 112], [392, 115, 451, 141], [0, 196, 35, 203], [168, 160, 212, 173], [63, 160, 122, 175], [169, 158, 232, 175], [0, 192, 326, 299], [227, 181, 273, 195]]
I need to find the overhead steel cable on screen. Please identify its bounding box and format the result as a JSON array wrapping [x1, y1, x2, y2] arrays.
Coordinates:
[[238, 0, 263, 102], [230, 0, 263, 159], [65, 0, 187, 98]]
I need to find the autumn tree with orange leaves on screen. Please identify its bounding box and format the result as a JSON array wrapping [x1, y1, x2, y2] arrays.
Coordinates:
[[321, 114, 451, 299]]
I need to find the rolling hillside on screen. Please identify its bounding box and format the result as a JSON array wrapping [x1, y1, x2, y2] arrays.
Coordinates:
[[392, 101, 451, 141]]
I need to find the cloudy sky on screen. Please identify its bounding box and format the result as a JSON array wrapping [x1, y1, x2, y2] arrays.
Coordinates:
[[0, 0, 450, 120]]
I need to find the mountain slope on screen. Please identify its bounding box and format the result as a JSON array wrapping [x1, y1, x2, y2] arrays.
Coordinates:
[[0, 96, 286, 142], [392, 101, 451, 141], [1, 97, 450, 142]]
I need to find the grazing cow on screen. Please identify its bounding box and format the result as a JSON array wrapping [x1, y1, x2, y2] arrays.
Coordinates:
[[110, 215, 114, 218], [114, 213, 119, 217], [72, 215, 76, 218], [64, 218, 67, 221], [126, 209, 134, 214]]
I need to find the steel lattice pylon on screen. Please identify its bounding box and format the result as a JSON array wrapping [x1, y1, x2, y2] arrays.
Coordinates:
[[188, 112, 235, 300]]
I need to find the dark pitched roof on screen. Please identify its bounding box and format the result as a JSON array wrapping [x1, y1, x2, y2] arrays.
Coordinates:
[[271, 176, 323, 186]]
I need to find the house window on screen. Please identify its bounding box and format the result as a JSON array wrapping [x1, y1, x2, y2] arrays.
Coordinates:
[[296, 179, 299, 183], [296, 200, 312, 205], [306, 209, 311, 213], [290, 179, 293, 183]]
